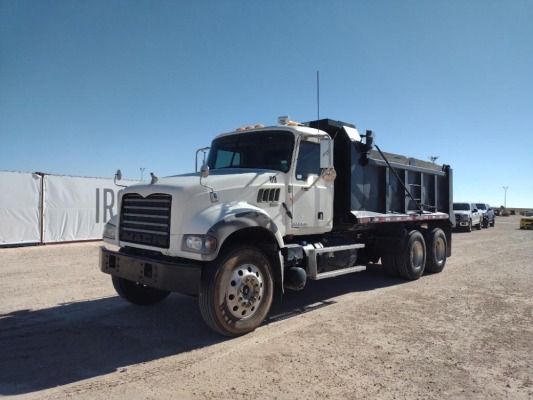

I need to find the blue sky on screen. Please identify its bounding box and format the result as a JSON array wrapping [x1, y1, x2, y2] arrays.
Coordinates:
[[1, 0, 532, 208]]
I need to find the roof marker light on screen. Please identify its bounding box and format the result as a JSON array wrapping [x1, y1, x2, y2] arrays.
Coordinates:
[[278, 116, 290, 125]]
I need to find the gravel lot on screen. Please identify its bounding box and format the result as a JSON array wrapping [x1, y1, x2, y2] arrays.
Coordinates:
[[1, 216, 532, 399]]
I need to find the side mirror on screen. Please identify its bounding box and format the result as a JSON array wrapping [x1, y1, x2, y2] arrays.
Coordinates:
[[195, 147, 211, 173], [320, 139, 332, 169], [114, 169, 127, 188], [201, 163, 210, 178], [321, 167, 337, 182]]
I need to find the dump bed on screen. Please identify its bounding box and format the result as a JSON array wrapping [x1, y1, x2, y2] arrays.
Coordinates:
[[305, 119, 453, 228]]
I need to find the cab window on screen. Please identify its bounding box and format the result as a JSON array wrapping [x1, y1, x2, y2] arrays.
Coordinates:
[[295, 141, 320, 181]]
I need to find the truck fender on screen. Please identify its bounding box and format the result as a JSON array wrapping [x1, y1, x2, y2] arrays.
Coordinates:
[[206, 209, 284, 257]]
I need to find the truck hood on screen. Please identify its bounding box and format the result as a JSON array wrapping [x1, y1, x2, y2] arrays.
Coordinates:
[[123, 169, 285, 199]]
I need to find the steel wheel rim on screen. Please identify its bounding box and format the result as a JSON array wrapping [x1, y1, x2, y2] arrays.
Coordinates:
[[411, 241, 424, 271], [226, 263, 264, 319]]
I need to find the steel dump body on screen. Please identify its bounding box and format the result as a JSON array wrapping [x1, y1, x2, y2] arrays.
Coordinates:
[[306, 119, 453, 229]]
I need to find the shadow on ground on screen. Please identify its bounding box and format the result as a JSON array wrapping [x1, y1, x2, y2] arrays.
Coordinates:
[[0, 264, 403, 395]]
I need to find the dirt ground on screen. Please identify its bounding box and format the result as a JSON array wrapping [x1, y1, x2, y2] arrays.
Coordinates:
[[1, 216, 532, 399]]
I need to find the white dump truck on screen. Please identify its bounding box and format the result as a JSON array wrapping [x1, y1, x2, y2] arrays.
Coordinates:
[[100, 117, 453, 336]]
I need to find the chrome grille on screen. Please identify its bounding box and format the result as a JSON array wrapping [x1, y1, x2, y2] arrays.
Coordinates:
[[119, 193, 171, 248]]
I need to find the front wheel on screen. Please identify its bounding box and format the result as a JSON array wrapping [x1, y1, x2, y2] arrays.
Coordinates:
[[199, 245, 274, 336], [112, 276, 170, 305], [476, 218, 482, 230], [490, 218, 495, 227]]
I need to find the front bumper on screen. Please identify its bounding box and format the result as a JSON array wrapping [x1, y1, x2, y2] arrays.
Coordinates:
[[99, 247, 202, 295]]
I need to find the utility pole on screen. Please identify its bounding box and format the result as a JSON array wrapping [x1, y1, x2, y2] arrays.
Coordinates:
[[140, 167, 145, 182], [503, 186, 509, 208]]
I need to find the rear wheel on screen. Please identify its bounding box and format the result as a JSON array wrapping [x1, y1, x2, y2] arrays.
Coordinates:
[[199, 245, 274, 336], [112, 276, 170, 305], [396, 230, 426, 280], [425, 228, 447, 273]]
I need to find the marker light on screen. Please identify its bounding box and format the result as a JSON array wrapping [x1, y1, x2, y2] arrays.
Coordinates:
[[278, 116, 290, 125]]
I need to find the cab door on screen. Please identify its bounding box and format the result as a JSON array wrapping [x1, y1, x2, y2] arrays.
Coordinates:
[[289, 137, 334, 234]]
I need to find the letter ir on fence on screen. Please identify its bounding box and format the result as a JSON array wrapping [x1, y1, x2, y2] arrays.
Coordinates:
[[96, 188, 116, 223]]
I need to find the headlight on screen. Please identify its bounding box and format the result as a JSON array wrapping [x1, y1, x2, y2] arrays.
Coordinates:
[[103, 222, 117, 240], [182, 235, 217, 254]]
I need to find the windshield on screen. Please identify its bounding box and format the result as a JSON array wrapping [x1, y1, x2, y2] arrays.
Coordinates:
[[453, 203, 470, 211], [475, 203, 487, 210], [207, 130, 294, 172]]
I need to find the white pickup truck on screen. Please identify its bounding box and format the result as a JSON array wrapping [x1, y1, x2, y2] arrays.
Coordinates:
[[453, 202, 482, 231]]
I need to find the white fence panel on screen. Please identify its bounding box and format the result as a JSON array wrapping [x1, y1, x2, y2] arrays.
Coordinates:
[[0, 171, 42, 245], [43, 175, 121, 243]]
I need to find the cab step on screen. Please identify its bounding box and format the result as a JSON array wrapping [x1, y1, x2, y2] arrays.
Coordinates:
[[307, 243, 366, 280]]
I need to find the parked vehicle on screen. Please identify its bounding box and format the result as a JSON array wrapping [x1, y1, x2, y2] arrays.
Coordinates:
[[100, 116, 453, 336], [520, 211, 533, 229], [453, 202, 482, 231], [475, 203, 495, 228]]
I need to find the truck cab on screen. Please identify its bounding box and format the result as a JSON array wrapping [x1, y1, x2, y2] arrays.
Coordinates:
[[205, 121, 335, 238]]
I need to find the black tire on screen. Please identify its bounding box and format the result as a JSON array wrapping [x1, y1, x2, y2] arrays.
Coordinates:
[[490, 218, 495, 227], [112, 276, 170, 305], [381, 255, 399, 278], [476, 218, 482, 230], [482, 218, 489, 228], [199, 245, 274, 336], [425, 228, 447, 273], [466, 219, 472, 232], [396, 230, 426, 280]]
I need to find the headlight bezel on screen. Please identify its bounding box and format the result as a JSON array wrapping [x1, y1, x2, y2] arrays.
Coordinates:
[[181, 234, 217, 254]]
